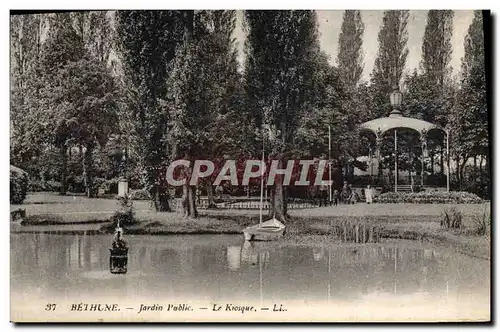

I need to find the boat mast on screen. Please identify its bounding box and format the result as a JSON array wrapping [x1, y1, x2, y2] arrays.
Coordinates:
[[259, 252, 263, 307], [259, 126, 265, 228]]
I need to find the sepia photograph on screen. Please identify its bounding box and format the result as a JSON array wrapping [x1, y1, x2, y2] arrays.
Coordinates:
[[9, 9, 491, 323]]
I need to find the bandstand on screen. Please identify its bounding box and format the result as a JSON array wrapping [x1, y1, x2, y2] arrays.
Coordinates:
[[359, 87, 449, 192]]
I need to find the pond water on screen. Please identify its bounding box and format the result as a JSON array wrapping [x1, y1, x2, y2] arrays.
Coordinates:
[[10, 234, 490, 322]]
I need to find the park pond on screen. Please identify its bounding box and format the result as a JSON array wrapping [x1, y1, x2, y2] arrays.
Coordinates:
[[10, 233, 490, 322]]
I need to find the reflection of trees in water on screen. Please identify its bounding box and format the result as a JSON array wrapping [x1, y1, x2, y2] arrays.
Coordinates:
[[11, 234, 488, 304], [322, 246, 448, 297], [137, 247, 147, 269], [227, 246, 241, 271], [235, 242, 453, 301], [192, 245, 226, 275], [150, 248, 179, 265]]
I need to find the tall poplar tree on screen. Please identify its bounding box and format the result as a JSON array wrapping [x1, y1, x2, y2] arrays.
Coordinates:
[[244, 10, 320, 222], [421, 10, 454, 175], [370, 10, 409, 119], [10, 14, 47, 169], [165, 10, 242, 218], [115, 11, 187, 211], [336, 10, 364, 91], [450, 11, 488, 190], [421, 10, 454, 90]]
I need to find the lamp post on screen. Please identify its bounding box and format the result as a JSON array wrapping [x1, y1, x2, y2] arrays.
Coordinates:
[[369, 146, 373, 184], [389, 87, 403, 193], [445, 129, 450, 192], [389, 87, 403, 118], [118, 142, 129, 197], [328, 125, 332, 204], [420, 130, 428, 188]]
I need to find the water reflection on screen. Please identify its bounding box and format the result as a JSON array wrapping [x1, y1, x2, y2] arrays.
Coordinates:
[[11, 234, 489, 311]]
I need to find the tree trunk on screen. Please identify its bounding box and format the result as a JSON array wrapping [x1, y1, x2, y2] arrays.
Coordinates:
[[206, 183, 217, 209], [485, 153, 490, 194], [430, 152, 434, 175], [458, 157, 467, 191], [377, 154, 383, 186], [182, 184, 198, 218], [182, 184, 189, 217], [269, 159, 287, 222], [185, 11, 194, 43], [59, 145, 67, 195], [83, 142, 95, 198], [440, 145, 444, 176], [188, 185, 197, 217], [79, 144, 84, 164], [153, 185, 171, 212], [181, 164, 198, 218]]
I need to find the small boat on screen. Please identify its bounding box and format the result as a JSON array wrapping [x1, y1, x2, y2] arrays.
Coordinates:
[[243, 217, 286, 241], [242, 125, 286, 241]]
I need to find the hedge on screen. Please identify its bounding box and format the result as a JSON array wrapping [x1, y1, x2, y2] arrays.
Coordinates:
[[373, 191, 482, 204], [129, 189, 152, 200], [10, 165, 28, 204]]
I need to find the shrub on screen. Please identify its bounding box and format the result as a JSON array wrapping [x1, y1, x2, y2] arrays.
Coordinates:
[[21, 214, 64, 225], [471, 207, 491, 236], [89, 177, 106, 196], [10, 165, 28, 204], [441, 207, 462, 229], [29, 179, 62, 192], [110, 194, 137, 227], [104, 178, 119, 194], [373, 191, 482, 204], [66, 175, 85, 193], [129, 189, 152, 200]]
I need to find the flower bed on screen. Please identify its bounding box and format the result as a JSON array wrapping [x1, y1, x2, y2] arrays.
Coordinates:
[[129, 189, 152, 200], [373, 191, 482, 204]]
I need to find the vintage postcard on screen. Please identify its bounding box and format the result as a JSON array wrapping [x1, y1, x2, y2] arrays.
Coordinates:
[[9, 10, 491, 323]]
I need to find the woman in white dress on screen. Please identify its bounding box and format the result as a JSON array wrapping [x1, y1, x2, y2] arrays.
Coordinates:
[[365, 185, 373, 204]]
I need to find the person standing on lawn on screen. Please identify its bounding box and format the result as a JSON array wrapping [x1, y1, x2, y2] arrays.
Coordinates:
[[333, 189, 339, 206], [365, 184, 373, 204], [320, 185, 328, 207], [341, 181, 351, 204], [348, 185, 357, 204]]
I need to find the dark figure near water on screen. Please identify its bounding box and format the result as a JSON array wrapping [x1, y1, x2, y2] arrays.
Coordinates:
[[341, 181, 352, 204], [319, 185, 328, 207], [348, 186, 358, 205], [333, 189, 339, 206]]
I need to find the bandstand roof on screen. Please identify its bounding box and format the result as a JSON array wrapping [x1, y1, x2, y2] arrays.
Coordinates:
[[359, 113, 443, 136]]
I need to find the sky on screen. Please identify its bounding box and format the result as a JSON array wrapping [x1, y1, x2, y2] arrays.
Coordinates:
[[233, 10, 475, 82]]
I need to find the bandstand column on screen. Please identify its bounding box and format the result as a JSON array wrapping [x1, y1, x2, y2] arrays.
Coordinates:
[[420, 130, 427, 188], [394, 129, 397, 193], [376, 130, 383, 186], [446, 130, 450, 192]]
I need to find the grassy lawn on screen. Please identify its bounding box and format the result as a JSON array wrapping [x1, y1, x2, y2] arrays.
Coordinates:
[[13, 192, 490, 225], [11, 192, 151, 223], [12, 192, 490, 259]]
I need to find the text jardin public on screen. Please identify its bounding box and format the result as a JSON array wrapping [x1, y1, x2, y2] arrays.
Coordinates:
[[70, 303, 286, 314], [165, 159, 333, 187]]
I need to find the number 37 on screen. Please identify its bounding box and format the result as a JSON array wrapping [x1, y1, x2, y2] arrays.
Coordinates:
[[45, 303, 57, 311]]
